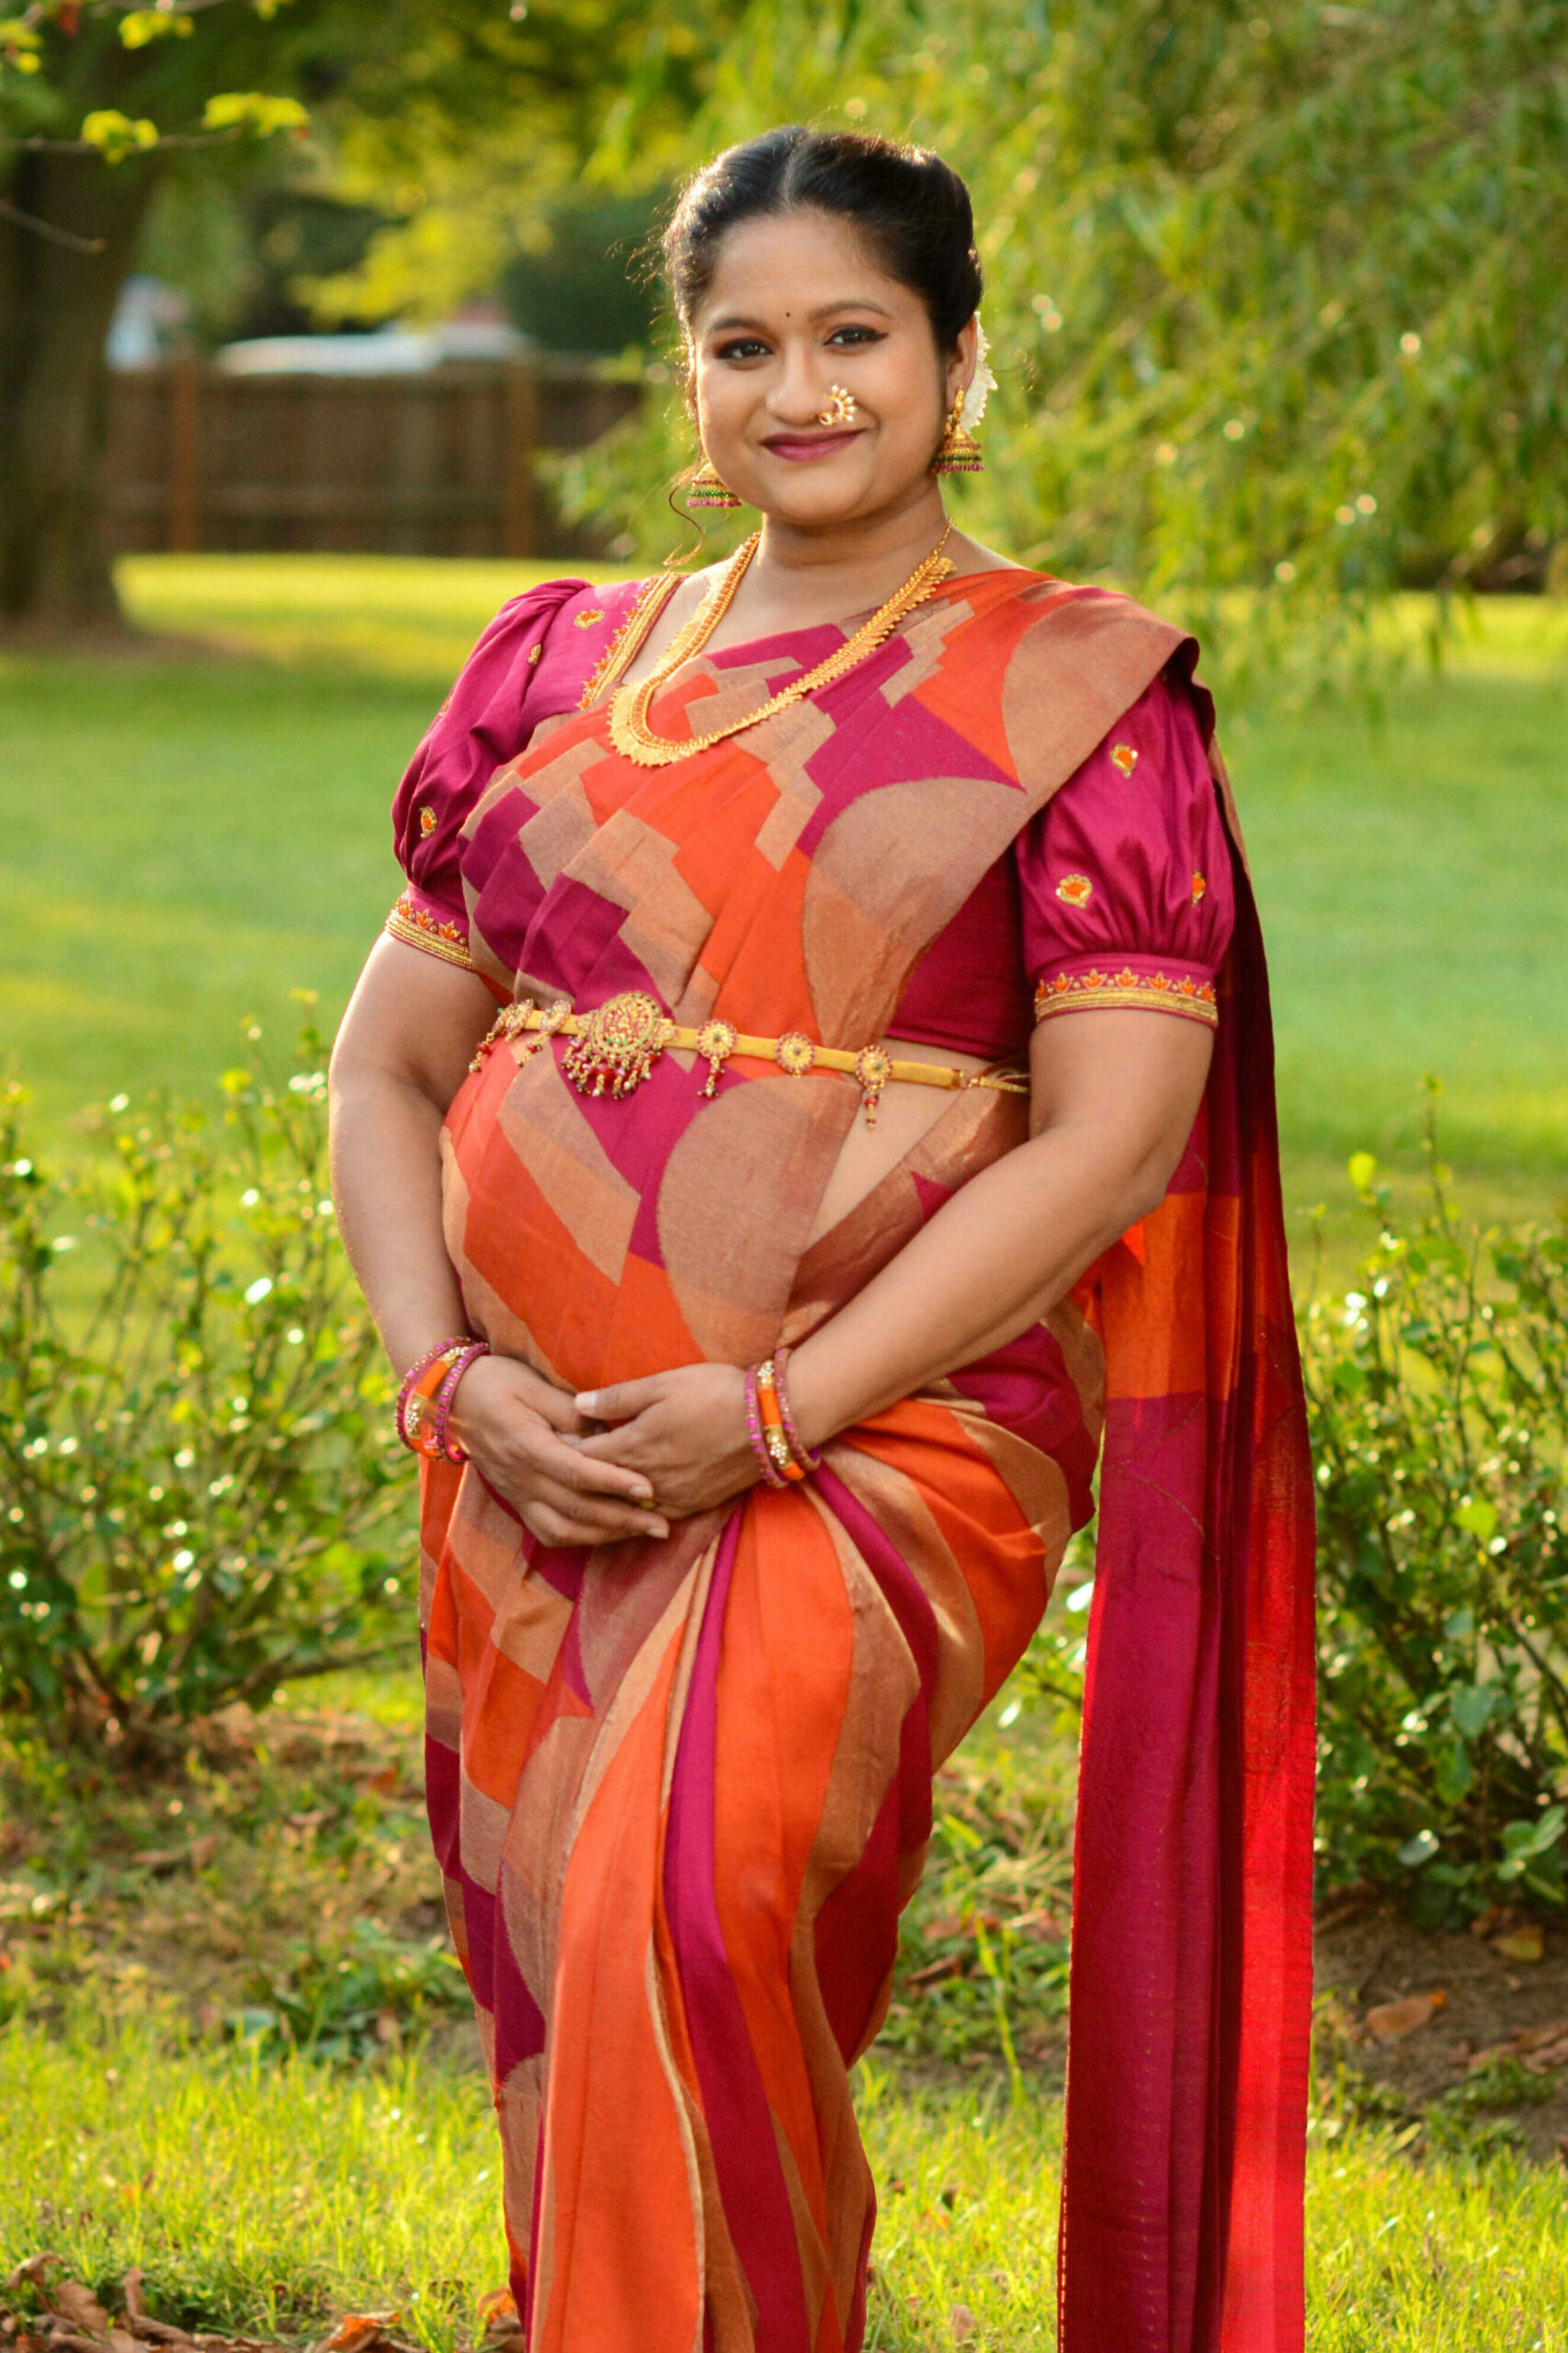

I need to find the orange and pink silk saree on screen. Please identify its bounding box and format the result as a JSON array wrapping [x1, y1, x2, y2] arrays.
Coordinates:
[[389, 567, 1316, 2353]]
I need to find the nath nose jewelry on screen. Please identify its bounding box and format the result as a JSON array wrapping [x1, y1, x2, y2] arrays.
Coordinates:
[[816, 384, 857, 428]]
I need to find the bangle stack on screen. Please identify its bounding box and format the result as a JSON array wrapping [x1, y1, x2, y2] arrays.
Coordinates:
[[745, 1351, 819, 1487], [395, 1335, 491, 1464]]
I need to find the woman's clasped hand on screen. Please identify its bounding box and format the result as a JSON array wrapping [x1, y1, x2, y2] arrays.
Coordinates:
[[445, 1355, 758, 1545]]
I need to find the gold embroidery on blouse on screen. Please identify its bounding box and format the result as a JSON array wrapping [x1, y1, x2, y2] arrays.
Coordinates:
[[385, 892, 476, 972], [1109, 743, 1139, 777], [1055, 873, 1095, 908], [418, 804, 437, 837], [573, 608, 607, 630], [1191, 871, 1208, 902], [527, 642, 543, 665], [577, 573, 686, 712], [1034, 968, 1218, 1028]]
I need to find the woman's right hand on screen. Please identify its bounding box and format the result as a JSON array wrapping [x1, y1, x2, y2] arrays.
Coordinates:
[[446, 1355, 671, 1548]]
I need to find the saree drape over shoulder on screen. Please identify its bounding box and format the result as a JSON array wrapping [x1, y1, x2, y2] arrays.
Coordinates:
[[388, 568, 1316, 2353]]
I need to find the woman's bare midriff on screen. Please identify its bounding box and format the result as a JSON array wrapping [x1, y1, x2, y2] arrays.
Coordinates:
[[806, 1034, 1017, 1247]]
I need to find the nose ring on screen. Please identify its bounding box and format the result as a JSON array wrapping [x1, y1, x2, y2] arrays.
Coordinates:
[[816, 384, 858, 429]]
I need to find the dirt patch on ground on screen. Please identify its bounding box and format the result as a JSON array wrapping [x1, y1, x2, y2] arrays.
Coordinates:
[[1315, 1896, 1568, 2161], [6, 1702, 1568, 2157], [0, 1699, 474, 2065]]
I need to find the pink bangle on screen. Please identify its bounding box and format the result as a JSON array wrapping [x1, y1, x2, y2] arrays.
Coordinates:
[[396, 1335, 472, 1451], [771, 1347, 822, 1471], [744, 1362, 789, 1489], [428, 1341, 490, 1463]]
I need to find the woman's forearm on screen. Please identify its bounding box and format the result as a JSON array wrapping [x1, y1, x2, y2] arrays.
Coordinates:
[[784, 1122, 1152, 1450], [328, 1064, 470, 1376]]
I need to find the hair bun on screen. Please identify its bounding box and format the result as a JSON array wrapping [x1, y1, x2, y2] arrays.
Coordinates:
[[663, 125, 983, 355]]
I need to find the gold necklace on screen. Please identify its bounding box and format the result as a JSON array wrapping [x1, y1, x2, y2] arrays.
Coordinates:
[[607, 524, 956, 768]]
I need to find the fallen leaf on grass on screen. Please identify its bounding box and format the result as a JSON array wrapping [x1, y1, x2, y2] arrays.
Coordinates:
[[475, 2290, 519, 2346], [1011, 1909, 1067, 1943], [906, 1954, 969, 1988], [1493, 1923, 1544, 1963], [52, 2285, 114, 2341], [318, 2321, 397, 2353], [1363, 1991, 1448, 2043], [128, 1840, 213, 1878], [1464, 2018, 1568, 2075], [949, 2307, 978, 2345], [3, 2262, 62, 2295]]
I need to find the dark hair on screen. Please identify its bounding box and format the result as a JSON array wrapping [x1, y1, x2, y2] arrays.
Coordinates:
[[661, 126, 983, 355]]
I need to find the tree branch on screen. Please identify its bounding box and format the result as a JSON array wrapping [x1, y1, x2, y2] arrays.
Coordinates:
[[0, 129, 244, 151], [0, 193, 106, 248]]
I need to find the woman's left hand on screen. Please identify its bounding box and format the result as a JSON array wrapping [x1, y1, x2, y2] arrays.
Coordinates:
[[571, 1364, 759, 1519]]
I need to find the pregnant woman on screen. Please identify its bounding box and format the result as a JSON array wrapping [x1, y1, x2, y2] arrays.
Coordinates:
[[330, 126, 1315, 2353]]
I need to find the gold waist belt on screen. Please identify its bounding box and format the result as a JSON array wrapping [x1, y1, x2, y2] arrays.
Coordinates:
[[471, 990, 1029, 1128]]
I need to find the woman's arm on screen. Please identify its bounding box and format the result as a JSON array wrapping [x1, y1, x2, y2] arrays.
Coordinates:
[[571, 1006, 1213, 1512], [790, 1006, 1212, 1438], [329, 938, 671, 1545]]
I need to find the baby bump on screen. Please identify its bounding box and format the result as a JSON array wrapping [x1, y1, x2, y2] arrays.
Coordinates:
[[439, 1029, 859, 1393]]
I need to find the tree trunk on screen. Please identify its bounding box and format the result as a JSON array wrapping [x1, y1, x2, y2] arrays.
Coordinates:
[[0, 147, 161, 626]]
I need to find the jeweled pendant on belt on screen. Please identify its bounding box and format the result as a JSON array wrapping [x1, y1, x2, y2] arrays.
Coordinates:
[[558, 991, 676, 1098]]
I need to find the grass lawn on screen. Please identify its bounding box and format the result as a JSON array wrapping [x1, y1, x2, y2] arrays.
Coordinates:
[[5, 561, 1568, 2343], [4, 2018, 1567, 2352], [5, 1662, 1567, 2353], [1, 557, 1565, 1274]]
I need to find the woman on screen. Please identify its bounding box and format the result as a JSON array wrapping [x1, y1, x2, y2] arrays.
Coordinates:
[[330, 128, 1315, 2353]]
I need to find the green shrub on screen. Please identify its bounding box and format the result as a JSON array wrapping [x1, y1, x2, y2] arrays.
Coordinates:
[[1014, 1098, 1568, 1927], [0, 1019, 408, 1754], [234, 1917, 472, 2064], [1304, 1098, 1568, 1924]]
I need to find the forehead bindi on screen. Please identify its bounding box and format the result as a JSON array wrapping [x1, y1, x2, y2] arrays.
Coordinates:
[[694, 210, 916, 336]]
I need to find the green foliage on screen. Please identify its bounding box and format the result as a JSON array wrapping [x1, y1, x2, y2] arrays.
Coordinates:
[[994, 1110, 1568, 1930], [1305, 1101, 1568, 1922], [883, 1725, 1076, 2078], [235, 1918, 471, 2064], [0, 1021, 406, 1749], [563, 0, 1568, 680]]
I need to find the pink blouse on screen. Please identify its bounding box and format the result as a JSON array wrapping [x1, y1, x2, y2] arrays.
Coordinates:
[[389, 582, 1235, 1049]]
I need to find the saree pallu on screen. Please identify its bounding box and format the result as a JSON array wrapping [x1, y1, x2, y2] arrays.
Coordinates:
[[414, 573, 1316, 2353]]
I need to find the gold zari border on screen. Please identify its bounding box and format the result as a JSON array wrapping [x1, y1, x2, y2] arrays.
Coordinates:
[[385, 899, 476, 972], [1034, 967, 1218, 1028]]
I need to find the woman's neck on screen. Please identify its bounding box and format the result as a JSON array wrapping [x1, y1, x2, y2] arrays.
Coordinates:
[[748, 490, 953, 623]]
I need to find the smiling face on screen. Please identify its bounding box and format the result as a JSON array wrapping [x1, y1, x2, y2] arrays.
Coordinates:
[[686, 208, 973, 532]]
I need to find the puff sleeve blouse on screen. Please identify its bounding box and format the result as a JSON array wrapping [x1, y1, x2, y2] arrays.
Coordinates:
[[386, 577, 590, 970], [386, 593, 1235, 1058], [890, 666, 1235, 1058]]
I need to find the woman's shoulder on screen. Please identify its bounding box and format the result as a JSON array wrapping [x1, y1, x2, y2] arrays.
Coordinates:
[[964, 570, 1206, 761], [439, 571, 659, 722]]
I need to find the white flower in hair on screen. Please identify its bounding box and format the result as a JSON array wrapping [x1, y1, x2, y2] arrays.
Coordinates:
[[960, 317, 998, 431]]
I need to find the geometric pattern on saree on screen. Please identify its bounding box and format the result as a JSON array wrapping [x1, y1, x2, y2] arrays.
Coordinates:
[[411, 572, 1314, 2353]]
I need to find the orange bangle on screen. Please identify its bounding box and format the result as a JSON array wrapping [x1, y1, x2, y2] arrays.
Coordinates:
[[756, 1357, 807, 1482], [405, 1350, 459, 1455]]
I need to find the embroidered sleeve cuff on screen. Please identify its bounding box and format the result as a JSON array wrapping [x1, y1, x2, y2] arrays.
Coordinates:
[[1033, 952, 1219, 1028], [385, 889, 475, 971]]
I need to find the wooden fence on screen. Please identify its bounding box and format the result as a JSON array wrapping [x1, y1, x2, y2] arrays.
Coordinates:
[[103, 358, 642, 559]]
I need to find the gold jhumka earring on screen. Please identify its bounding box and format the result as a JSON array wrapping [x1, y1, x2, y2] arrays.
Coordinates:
[[816, 384, 858, 428], [687, 456, 742, 511], [933, 319, 997, 477], [933, 386, 983, 476]]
